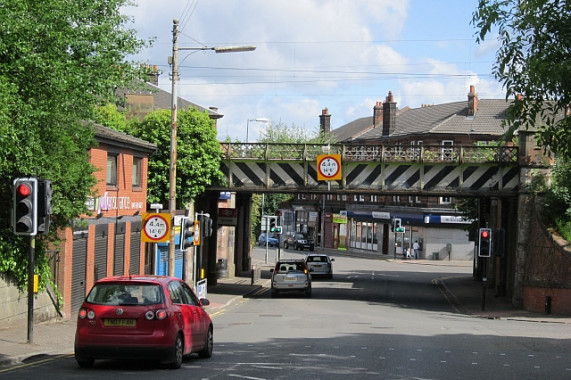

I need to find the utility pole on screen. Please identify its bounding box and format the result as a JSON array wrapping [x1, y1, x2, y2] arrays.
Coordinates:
[[168, 19, 180, 277], [168, 18, 255, 277]]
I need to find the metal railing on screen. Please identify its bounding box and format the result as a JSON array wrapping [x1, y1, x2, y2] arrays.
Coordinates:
[[220, 143, 518, 164]]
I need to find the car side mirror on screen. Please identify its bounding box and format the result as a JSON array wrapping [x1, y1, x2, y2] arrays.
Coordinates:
[[331, 258, 335, 261], [200, 298, 210, 306], [270, 268, 274, 273]]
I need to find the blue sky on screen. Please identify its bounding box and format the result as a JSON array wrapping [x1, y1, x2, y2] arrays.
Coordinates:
[[124, 0, 503, 141]]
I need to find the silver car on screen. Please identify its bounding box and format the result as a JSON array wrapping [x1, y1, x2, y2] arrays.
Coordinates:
[[270, 260, 312, 298], [304, 254, 334, 279]]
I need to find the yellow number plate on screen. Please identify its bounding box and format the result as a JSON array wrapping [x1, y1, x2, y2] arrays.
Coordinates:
[[104, 319, 136, 327]]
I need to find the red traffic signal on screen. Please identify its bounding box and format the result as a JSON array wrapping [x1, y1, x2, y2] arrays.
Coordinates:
[[478, 228, 492, 257], [17, 183, 31, 197], [13, 178, 38, 235]]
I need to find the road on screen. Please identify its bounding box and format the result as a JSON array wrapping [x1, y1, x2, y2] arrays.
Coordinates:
[[2, 247, 570, 379]]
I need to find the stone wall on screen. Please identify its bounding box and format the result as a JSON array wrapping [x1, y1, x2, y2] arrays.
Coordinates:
[[523, 201, 571, 315], [0, 273, 60, 327]]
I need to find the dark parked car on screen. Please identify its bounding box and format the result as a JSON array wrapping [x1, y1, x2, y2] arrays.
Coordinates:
[[270, 259, 312, 298], [75, 275, 213, 369], [284, 232, 314, 251]]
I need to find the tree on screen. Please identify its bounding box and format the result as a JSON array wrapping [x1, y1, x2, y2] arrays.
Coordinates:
[[472, 0, 571, 159], [0, 1, 149, 289], [257, 121, 337, 144], [126, 108, 224, 209]]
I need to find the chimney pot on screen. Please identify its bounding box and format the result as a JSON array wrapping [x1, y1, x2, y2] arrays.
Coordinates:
[[382, 91, 397, 136], [467, 85, 478, 116], [319, 108, 331, 134]]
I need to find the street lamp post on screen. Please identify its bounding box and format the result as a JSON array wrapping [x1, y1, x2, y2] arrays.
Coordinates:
[[168, 18, 255, 277], [246, 118, 269, 143]]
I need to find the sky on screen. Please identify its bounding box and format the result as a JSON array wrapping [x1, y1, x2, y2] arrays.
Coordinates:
[[123, 0, 504, 142]]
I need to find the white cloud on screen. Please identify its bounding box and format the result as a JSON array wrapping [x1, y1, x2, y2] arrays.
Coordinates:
[[124, 0, 501, 141]]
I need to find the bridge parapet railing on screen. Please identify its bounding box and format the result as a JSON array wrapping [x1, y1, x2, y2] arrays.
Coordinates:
[[220, 143, 518, 164]]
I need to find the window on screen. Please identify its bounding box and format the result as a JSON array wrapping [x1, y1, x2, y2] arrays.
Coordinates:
[[132, 157, 142, 187], [107, 154, 117, 186], [440, 197, 452, 204]]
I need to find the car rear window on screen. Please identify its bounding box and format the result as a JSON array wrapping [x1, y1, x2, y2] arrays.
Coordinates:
[[276, 262, 305, 273], [307, 256, 326, 262], [86, 283, 163, 306]]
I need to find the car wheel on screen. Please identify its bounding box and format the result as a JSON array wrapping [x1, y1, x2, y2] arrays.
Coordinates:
[[198, 326, 213, 358], [284, 242, 288, 249], [309, 246, 314, 251], [75, 345, 95, 368], [75, 354, 95, 369], [170, 333, 184, 369]]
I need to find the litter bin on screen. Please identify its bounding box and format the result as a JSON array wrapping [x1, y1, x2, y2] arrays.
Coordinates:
[[433, 252, 439, 260], [217, 258, 228, 278]]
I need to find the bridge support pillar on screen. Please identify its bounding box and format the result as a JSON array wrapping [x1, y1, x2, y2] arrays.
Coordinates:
[[235, 193, 253, 274]]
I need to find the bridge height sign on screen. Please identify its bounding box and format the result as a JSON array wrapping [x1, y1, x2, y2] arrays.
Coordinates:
[[317, 154, 342, 181]]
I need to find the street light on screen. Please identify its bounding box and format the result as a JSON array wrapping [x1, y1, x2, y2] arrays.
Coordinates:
[[168, 18, 255, 277], [246, 118, 270, 143]]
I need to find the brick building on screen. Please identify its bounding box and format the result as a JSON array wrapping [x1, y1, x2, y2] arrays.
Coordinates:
[[55, 123, 156, 317]]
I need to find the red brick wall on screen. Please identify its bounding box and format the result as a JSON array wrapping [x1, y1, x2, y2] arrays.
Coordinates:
[[57, 141, 151, 318], [524, 287, 571, 315], [523, 204, 571, 315], [89, 144, 148, 218]]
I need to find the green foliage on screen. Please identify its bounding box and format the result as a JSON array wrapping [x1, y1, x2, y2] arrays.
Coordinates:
[[472, 0, 571, 159], [126, 108, 224, 208], [257, 121, 337, 144], [0, 0, 149, 291], [543, 159, 571, 241]]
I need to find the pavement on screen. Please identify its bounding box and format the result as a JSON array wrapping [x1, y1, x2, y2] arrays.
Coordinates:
[[1, 252, 569, 370]]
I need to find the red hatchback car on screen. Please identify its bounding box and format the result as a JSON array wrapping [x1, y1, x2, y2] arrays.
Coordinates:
[[75, 275, 213, 369]]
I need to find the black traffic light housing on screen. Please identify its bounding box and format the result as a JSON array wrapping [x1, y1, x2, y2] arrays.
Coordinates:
[[13, 178, 37, 235], [180, 217, 194, 250], [37, 179, 52, 235], [393, 218, 405, 233], [478, 228, 492, 257], [204, 216, 213, 238]]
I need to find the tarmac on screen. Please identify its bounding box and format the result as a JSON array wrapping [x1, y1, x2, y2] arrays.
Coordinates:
[[1, 251, 569, 370]]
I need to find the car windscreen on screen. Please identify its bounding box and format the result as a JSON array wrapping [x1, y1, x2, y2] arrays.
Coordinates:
[[86, 283, 164, 306]]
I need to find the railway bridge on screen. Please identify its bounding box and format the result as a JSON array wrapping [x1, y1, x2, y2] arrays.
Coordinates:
[[197, 131, 552, 309]]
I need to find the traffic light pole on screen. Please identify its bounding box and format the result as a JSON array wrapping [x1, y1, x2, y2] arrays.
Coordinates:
[[27, 235, 35, 343], [481, 258, 487, 311]]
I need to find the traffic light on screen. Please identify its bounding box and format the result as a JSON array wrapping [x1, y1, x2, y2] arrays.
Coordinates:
[[180, 217, 194, 250], [274, 226, 282, 234], [37, 179, 52, 235], [269, 216, 277, 232], [204, 216, 213, 237], [13, 178, 38, 235], [393, 218, 405, 233], [478, 228, 492, 257]]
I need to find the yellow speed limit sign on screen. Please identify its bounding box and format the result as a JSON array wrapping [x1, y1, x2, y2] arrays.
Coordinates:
[[142, 213, 171, 243]]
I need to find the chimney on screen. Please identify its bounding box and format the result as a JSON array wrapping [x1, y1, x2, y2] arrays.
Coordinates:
[[382, 91, 397, 137], [467, 85, 478, 116], [319, 108, 331, 134], [373, 101, 383, 128]]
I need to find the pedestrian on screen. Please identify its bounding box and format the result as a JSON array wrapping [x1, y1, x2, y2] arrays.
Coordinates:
[[413, 240, 420, 260]]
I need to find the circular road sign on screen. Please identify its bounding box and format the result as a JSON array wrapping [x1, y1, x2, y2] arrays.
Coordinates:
[[142, 213, 170, 242], [317, 154, 342, 180]]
